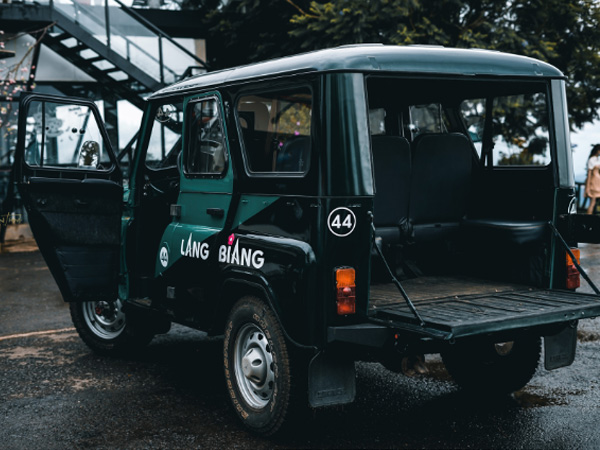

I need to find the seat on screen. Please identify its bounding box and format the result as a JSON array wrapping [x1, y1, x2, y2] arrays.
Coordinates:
[[371, 135, 411, 244], [461, 218, 548, 246], [276, 136, 310, 172], [409, 133, 473, 242]]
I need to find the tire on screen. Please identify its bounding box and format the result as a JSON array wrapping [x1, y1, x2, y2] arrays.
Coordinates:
[[224, 296, 297, 436], [69, 299, 154, 356], [441, 335, 541, 395]]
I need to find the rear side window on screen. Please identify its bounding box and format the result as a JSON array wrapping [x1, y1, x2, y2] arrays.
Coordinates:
[[237, 88, 312, 174], [460, 92, 550, 166]]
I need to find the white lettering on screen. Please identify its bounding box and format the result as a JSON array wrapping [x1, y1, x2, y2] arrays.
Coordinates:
[[185, 233, 193, 257], [216, 240, 266, 270], [231, 240, 240, 265], [200, 243, 209, 260], [192, 240, 201, 259], [181, 234, 212, 261], [252, 250, 265, 269], [219, 245, 227, 263], [241, 247, 252, 267]]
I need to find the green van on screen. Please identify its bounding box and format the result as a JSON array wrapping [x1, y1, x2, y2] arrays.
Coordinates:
[[13, 45, 600, 435]]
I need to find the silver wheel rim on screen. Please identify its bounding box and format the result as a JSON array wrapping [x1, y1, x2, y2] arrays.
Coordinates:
[[82, 299, 126, 340], [233, 323, 275, 409]]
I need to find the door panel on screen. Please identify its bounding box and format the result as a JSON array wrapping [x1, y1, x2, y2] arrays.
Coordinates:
[[15, 94, 123, 302], [155, 94, 233, 278]]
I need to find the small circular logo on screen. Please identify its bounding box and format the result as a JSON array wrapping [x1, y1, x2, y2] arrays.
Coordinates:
[[159, 246, 169, 268], [327, 207, 357, 237]]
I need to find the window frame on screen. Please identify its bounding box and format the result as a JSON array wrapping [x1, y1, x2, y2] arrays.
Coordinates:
[[235, 84, 314, 178], [22, 97, 116, 172], [182, 94, 230, 179], [143, 100, 184, 173]]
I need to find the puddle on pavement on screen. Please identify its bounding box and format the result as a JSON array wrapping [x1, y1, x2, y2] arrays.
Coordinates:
[[578, 329, 600, 342]]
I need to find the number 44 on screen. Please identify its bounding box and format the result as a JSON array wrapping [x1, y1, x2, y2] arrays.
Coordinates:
[[331, 214, 353, 229]]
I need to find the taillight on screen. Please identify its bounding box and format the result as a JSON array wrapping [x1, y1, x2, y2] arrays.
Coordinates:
[[336, 267, 356, 315], [566, 248, 580, 290]]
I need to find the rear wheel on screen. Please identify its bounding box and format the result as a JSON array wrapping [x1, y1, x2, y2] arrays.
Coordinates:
[[224, 296, 297, 436], [441, 335, 541, 395], [70, 299, 154, 356]]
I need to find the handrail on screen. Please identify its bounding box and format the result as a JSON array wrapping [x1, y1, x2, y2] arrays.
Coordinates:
[[111, 0, 209, 71], [46, 0, 209, 85], [54, 0, 178, 82]]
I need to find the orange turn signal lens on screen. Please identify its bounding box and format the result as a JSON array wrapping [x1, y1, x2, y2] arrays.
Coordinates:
[[336, 267, 356, 315], [566, 248, 580, 266]]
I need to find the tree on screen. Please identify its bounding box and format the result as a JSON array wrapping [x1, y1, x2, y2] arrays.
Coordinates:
[[287, 0, 600, 129], [196, 0, 312, 70]]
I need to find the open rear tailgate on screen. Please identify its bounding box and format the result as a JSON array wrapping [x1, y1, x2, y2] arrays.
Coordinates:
[[370, 284, 600, 339]]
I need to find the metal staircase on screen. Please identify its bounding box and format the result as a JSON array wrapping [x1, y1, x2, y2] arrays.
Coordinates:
[[2, 0, 208, 109]]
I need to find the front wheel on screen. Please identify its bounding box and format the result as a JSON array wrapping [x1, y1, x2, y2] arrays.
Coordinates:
[[70, 300, 154, 356], [441, 335, 541, 395], [224, 296, 296, 436]]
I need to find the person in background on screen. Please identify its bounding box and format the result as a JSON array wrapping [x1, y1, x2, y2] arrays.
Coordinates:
[[585, 144, 600, 214]]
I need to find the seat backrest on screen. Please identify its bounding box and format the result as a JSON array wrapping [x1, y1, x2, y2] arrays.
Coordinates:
[[372, 136, 411, 226], [276, 136, 310, 172], [409, 133, 473, 224]]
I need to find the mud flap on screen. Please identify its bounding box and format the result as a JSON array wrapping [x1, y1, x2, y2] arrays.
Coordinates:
[[308, 352, 356, 408], [544, 323, 577, 370]]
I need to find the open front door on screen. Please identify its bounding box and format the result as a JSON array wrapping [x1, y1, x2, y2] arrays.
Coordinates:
[[14, 94, 123, 302]]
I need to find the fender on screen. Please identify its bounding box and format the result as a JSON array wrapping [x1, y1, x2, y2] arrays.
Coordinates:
[[217, 274, 317, 351]]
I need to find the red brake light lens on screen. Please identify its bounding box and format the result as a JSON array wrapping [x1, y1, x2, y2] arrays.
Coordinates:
[[336, 267, 356, 315], [566, 248, 580, 290]]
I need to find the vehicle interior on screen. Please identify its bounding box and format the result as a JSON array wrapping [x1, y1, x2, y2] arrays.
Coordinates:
[[366, 76, 555, 307], [131, 101, 183, 293]]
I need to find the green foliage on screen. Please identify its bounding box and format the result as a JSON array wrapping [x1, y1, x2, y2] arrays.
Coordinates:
[[198, 0, 311, 70], [201, 0, 600, 129]]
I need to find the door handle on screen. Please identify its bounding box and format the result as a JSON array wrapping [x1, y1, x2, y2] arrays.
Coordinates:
[[75, 199, 89, 207], [206, 208, 224, 218]]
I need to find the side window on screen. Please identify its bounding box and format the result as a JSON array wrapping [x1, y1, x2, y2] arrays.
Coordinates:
[[460, 98, 485, 157], [460, 92, 550, 166], [237, 87, 312, 174], [184, 98, 227, 176], [369, 108, 386, 136], [145, 102, 183, 170], [407, 104, 450, 138], [24, 100, 111, 170]]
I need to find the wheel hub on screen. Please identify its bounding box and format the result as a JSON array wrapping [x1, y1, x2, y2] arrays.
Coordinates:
[[242, 347, 267, 384], [234, 323, 275, 408], [82, 299, 126, 340]]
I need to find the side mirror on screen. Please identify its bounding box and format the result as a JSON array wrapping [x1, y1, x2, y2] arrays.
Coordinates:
[[78, 140, 100, 169]]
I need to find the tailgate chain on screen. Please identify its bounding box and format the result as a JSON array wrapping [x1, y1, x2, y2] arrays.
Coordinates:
[[369, 214, 426, 327], [549, 221, 600, 295]]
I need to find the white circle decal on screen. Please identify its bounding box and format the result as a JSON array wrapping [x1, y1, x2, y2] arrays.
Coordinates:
[[159, 246, 169, 268], [327, 207, 357, 237]]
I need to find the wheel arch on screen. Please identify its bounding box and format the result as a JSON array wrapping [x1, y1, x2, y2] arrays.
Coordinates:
[[213, 272, 316, 351]]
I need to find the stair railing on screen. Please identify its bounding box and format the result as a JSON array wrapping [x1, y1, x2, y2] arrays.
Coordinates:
[[46, 0, 208, 85]]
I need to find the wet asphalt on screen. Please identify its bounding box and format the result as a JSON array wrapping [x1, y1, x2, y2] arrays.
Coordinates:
[[2, 246, 600, 449]]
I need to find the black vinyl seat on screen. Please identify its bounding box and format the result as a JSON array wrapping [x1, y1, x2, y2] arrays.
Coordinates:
[[372, 135, 411, 244], [408, 133, 473, 242], [461, 218, 548, 245]]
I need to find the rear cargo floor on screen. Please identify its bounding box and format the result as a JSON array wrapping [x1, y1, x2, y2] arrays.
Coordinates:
[[369, 276, 600, 338]]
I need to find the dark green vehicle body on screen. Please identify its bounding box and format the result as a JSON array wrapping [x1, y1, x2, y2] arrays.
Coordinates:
[[14, 45, 600, 420]]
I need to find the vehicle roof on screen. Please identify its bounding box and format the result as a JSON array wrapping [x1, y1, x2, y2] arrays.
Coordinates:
[[149, 44, 564, 99]]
